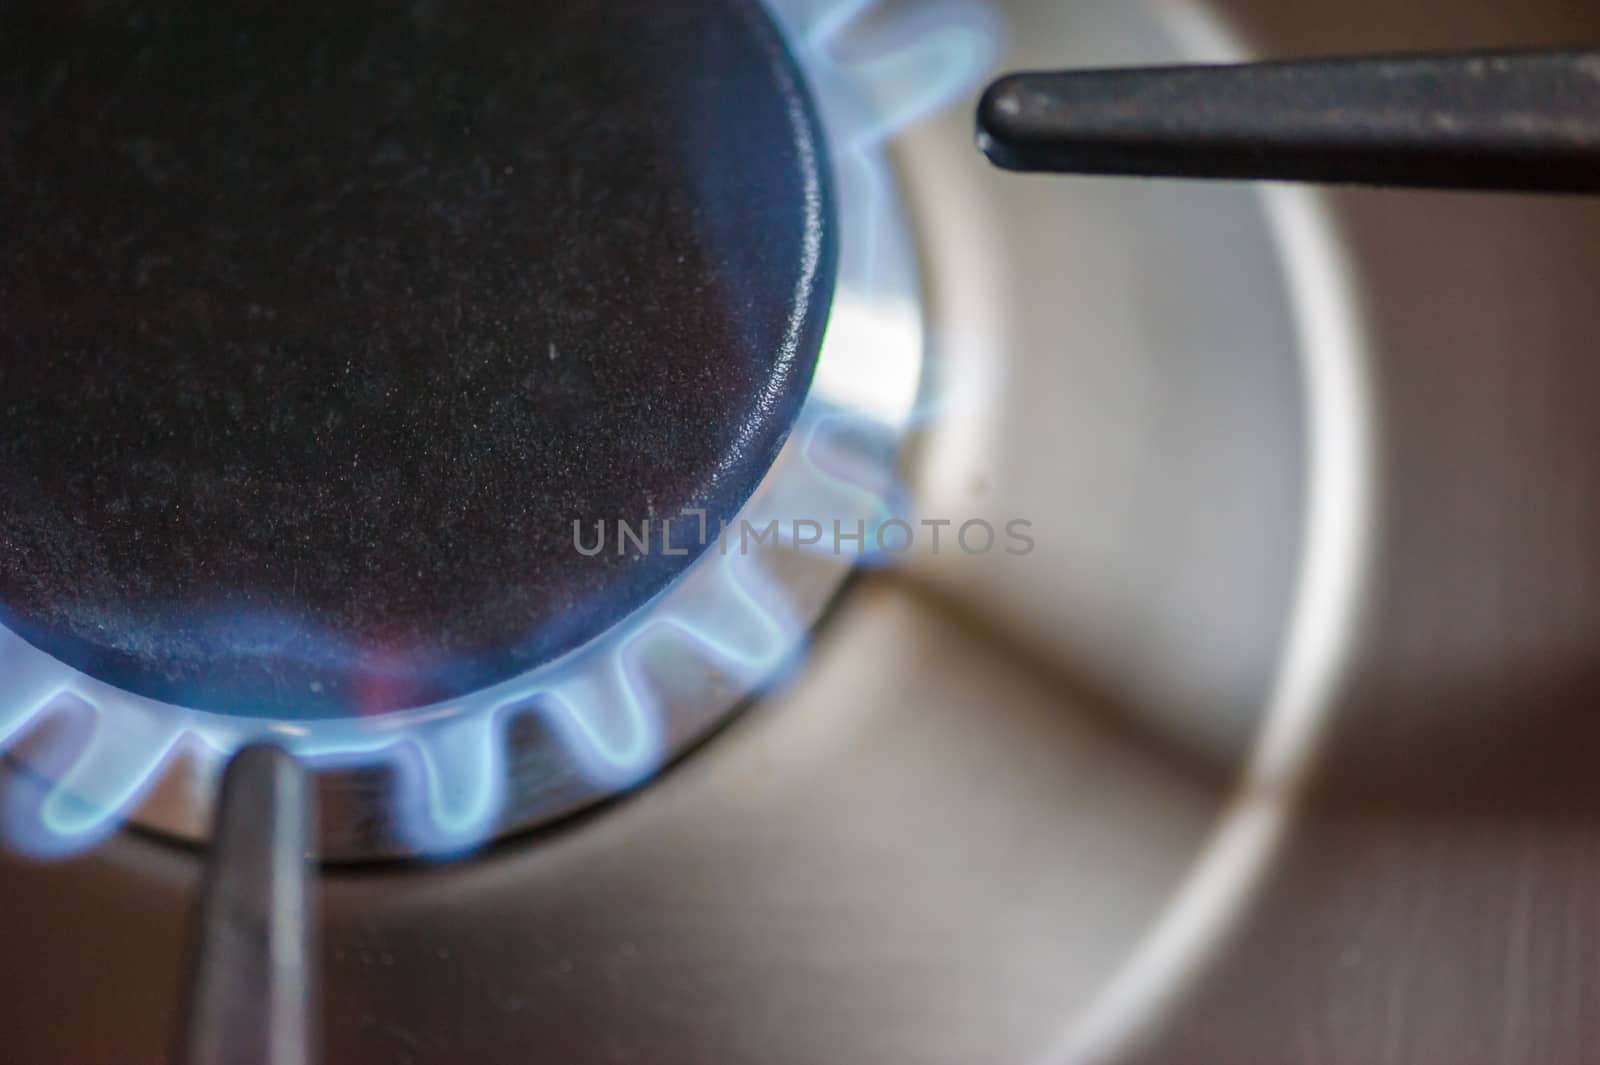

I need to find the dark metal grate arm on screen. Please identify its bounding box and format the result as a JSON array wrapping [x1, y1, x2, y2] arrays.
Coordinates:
[[177, 745, 318, 1065], [977, 48, 1600, 193]]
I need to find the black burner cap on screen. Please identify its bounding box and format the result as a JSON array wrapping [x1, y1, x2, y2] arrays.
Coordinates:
[[0, 0, 835, 717]]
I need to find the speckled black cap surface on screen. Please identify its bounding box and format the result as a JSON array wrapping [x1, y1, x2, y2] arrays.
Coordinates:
[[0, 0, 835, 717]]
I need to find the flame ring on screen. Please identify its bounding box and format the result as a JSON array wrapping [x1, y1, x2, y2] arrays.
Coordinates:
[[0, 0, 998, 859]]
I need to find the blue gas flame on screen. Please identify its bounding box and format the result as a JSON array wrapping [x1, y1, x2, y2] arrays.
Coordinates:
[[0, 0, 999, 858]]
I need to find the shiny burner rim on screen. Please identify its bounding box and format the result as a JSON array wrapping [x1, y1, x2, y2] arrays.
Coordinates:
[[0, 0, 956, 861]]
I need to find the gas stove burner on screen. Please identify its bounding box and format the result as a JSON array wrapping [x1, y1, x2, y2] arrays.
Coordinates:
[[0, 0, 832, 718], [0, 0, 970, 857]]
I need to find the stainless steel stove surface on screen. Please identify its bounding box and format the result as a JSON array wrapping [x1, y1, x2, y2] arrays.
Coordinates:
[[3, 0, 1600, 1062]]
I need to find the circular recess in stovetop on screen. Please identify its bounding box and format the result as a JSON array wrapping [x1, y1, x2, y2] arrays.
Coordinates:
[[0, 0, 835, 718]]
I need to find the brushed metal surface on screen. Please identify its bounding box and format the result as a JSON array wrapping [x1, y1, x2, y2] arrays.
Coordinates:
[[0, 0, 1590, 1062], [1122, 1, 1600, 1062]]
